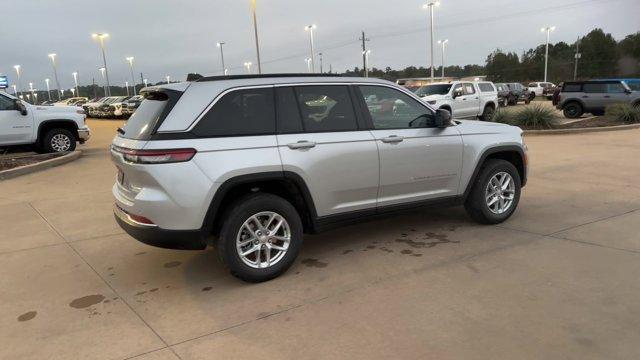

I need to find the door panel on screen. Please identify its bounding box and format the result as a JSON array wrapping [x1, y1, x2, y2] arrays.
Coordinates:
[[0, 97, 32, 144], [372, 128, 463, 207], [278, 132, 379, 216]]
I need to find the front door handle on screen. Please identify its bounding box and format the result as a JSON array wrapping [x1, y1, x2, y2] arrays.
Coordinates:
[[287, 140, 316, 149], [380, 135, 404, 143], [604, 95, 611, 98]]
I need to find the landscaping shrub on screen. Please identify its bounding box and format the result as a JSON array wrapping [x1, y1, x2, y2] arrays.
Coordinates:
[[511, 104, 557, 129], [605, 103, 640, 124], [490, 109, 511, 125]]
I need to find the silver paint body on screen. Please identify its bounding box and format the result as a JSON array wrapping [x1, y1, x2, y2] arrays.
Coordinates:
[[111, 77, 525, 231]]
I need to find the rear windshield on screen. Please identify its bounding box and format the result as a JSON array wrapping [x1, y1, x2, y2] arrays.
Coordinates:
[[120, 91, 179, 140], [415, 84, 452, 96]]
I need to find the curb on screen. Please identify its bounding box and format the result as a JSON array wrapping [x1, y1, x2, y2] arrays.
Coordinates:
[[524, 123, 640, 136], [0, 151, 82, 181]]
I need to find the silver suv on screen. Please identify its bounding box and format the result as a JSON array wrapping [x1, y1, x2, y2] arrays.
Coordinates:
[[111, 74, 528, 282]]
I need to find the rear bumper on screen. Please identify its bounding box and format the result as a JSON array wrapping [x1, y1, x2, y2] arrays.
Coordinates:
[[114, 205, 207, 250]]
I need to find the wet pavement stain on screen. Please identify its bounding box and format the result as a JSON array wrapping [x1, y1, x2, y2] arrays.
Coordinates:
[[342, 249, 353, 254], [135, 290, 147, 296], [17, 311, 37, 322], [379, 247, 393, 253], [202, 286, 213, 292], [366, 245, 376, 249], [401, 249, 413, 255], [150, 288, 159, 293], [135, 251, 147, 256], [69, 294, 105, 309], [395, 238, 427, 248], [301, 258, 328, 268], [411, 253, 423, 257], [164, 261, 182, 268]]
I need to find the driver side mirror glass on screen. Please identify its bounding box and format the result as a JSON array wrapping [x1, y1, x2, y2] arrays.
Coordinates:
[[452, 88, 463, 99]]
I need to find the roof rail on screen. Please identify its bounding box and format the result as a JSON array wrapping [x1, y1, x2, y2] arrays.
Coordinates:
[[196, 73, 340, 82]]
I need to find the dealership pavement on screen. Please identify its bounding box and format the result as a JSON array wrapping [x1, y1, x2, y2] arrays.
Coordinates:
[[1, 120, 639, 359]]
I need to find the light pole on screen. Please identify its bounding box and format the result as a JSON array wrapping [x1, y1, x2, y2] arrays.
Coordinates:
[[305, 25, 317, 73], [70, 88, 75, 97], [319, 52, 324, 73], [143, 78, 148, 87], [362, 50, 371, 77], [48, 53, 62, 100], [305, 58, 312, 73], [92, 33, 111, 96], [12, 85, 18, 97], [44, 79, 52, 101], [541, 26, 556, 82], [29, 82, 35, 102], [250, 0, 262, 74], [216, 42, 227, 75], [99, 67, 107, 96], [125, 81, 130, 96], [13, 65, 22, 98], [574, 37, 581, 80], [126, 57, 136, 94], [423, 1, 440, 82], [166, 75, 171, 84], [72, 72, 79, 98], [244, 62, 253, 74], [437, 39, 448, 78]]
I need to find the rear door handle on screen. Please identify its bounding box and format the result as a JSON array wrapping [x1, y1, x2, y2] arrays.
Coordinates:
[[287, 140, 316, 149], [380, 135, 404, 143], [582, 96, 589, 98], [604, 95, 611, 98]]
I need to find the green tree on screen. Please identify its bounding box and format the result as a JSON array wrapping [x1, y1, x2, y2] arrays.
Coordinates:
[[577, 28, 618, 78]]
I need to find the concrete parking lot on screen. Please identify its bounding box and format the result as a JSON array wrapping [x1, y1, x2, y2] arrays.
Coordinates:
[[1, 119, 639, 359]]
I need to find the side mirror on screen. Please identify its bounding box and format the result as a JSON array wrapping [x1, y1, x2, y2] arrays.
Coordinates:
[[624, 89, 632, 94], [452, 88, 463, 99], [434, 108, 452, 128], [14, 100, 27, 116]]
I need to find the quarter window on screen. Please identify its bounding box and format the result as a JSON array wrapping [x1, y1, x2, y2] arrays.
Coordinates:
[[275, 87, 303, 134], [193, 88, 275, 137], [359, 85, 434, 129], [293, 86, 358, 132]]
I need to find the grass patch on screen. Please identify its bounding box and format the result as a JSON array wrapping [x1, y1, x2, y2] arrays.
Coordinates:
[[605, 103, 640, 124]]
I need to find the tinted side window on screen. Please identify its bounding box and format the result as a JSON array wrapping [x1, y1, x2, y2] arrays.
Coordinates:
[[275, 87, 303, 134], [606, 83, 625, 93], [0, 95, 15, 111], [562, 84, 582, 92], [583, 83, 606, 93], [193, 88, 275, 137], [360, 85, 434, 129], [293, 86, 358, 132], [627, 82, 640, 91]]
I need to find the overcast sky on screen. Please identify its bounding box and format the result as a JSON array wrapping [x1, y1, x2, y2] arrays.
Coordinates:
[[1, 0, 638, 90]]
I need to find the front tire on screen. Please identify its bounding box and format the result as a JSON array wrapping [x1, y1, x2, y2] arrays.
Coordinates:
[[563, 102, 583, 118], [464, 159, 521, 224], [43, 128, 76, 153], [218, 193, 303, 283], [479, 105, 495, 121]]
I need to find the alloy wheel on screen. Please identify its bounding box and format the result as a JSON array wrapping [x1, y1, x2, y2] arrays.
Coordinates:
[[485, 172, 516, 214], [51, 134, 71, 152], [236, 211, 291, 269]]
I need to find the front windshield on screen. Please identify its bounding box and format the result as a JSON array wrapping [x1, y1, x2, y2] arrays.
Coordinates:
[[415, 84, 453, 96]]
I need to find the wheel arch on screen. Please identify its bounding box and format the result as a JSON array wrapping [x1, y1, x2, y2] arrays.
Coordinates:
[[202, 171, 318, 236], [37, 120, 80, 142], [463, 145, 527, 200]]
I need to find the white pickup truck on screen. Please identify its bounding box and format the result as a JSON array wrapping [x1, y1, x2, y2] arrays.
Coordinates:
[[415, 81, 499, 121], [0, 91, 90, 153]]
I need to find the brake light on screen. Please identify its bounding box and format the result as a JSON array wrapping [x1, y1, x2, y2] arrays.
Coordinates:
[[111, 145, 196, 164]]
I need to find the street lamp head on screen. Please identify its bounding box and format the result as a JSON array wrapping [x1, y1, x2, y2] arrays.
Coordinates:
[[48, 53, 56, 59], [362, 50, 371, 55], [13, 65, 20, 71], [216, 42, 225, 47], [438, 39, 449, 44], [550, 26, 556, 31], [72, 72, 78, 76], [92, 33, 109, 39], [305, 24, 316, 31], [126, 56, 134, 63], [424, 1, 440, 8]]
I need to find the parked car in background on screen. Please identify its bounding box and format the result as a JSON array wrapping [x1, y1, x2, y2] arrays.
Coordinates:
[[505, 83, 532, 105], [94, 96, 128, 118], [0, 91, 90, 152], [555, 80, 639, 118], [416, 81, 498, 120], [83, 97, 109, 117], [121, 95, 144, 117], [528, 82, 556, 99], [103, 97, 130, 118], [54, 97, 88, 106], [111, 75, 527, 282], [494, 83, 510, 107]]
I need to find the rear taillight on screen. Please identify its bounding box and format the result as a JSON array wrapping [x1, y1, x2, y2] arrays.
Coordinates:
[[111, 145, 196, 164]]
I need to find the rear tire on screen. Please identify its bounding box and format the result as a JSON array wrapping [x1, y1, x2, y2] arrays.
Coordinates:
[[217, 193, 303, 283], [479, 105, 495, 121], [563, 102, 583, 119], [464, 159, 521, 224], [42, 128, 76, 153]]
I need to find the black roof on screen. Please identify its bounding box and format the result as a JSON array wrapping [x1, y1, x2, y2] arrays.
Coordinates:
[[196, 73, 340, 82]]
